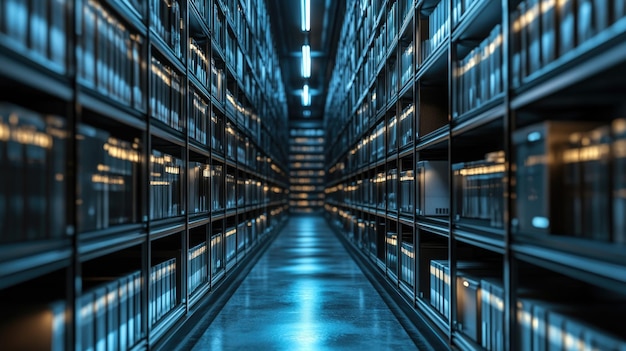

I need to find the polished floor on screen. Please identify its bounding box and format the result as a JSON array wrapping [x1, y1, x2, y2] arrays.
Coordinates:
[[180, 215, 432, 350]]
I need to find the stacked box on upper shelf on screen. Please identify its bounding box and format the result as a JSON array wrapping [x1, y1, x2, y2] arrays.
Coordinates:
[[78, 0, 144, 110], [0, 0, 67, 73], [416, 160, 449, 217]]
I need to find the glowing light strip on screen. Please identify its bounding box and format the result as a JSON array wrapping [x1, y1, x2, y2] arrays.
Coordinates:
[[301, 0, 310, 31], [302, 44, 311, 78]]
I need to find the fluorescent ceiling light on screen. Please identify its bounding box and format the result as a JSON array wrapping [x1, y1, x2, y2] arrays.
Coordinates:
[[301, 0, 310, 31], [302, 84, 311, 106], [302, 45, 311, 78]]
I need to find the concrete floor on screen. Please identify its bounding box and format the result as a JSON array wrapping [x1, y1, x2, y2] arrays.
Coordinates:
[[182, 215, 432, 350]]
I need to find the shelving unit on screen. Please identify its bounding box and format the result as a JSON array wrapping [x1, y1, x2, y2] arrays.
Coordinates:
[[0, 0, 289, 350], [325, 0, 626, 350], [289, 121, 325, 213]]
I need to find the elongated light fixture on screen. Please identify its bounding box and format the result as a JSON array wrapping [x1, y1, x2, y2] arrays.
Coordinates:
[[302, 84, 311, 106], [301, 0, 310, 31], [302, 44, 311, 78]]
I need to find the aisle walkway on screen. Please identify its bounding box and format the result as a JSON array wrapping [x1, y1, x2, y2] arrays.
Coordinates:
[[182, 215, 426, 350]]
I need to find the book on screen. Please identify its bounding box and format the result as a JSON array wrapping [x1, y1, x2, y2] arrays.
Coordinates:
[[541, 0, 557, 66], [4, 0, 28, 47], [79, 292, 95, 351], [527, 0, 542, 75], [511, 3, 524, 87], [29, 0, 48, 61], [558, 0, 576, 56], [612, 119, 626, 244]]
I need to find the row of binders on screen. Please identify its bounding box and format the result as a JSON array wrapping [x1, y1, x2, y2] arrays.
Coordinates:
[[224, 227, 237, 262], [452, 151, 506, 229], [511, 0, 626, 86], [387, 169, 399, 211], [77, 124, 141, 233], [211, 164, 224, 211], [455, 24, 503, 117], [210, 231, 224, 275], [189, 38, 209, 87], [422, 0, 450, 63], [225, 123, 260, 168], [188, 242, 208, 294], [150, 150, 184, 220], [429, 260, 504, 350], [189, 162, 210, 214], [79, 271, 143, 351], [0, 104, 66, 242], [150, 0, 182, 57], [189, 37, 227, 108], [386, 232, 399, 272], [374, 24, 387, 71], [78, 0, 144, 110], [400, 43, 414, 87], [0, 0, 67, 72], [329, 162, 449, 218], [149, 258, 177, 326], [150, 57, 183, 132], [514, 119, 626, 244], [517, 293, 626, 351], [430, 259, 626, 351], [399, 104, 414, 148], [189, 90, 209, 145], [400, 170, 415, 214], [400, 241, 415, 287]]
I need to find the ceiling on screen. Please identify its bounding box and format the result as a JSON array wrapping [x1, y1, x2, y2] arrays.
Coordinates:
[[265, 0, 346, 122]]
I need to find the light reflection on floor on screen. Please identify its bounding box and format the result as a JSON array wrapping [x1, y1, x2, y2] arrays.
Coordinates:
[[186, 215, 422, 351]]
